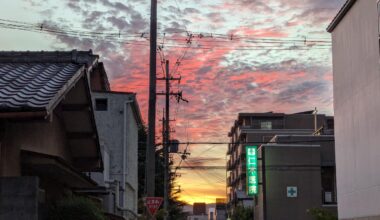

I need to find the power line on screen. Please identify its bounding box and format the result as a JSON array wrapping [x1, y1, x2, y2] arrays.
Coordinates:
[[150, 139, 334, 145], [183, 161, 225, 187], [0, 18, 332, 51], [180, 166, 226, 170], [0, 18, 331, 44]]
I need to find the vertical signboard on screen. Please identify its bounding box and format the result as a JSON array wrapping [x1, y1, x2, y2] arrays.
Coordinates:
[[246, 145, 258, 196]]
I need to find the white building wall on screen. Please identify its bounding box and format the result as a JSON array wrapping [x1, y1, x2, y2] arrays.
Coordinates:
[[331, 0, 380, 219], [125, 103, 139, 216], [209, 208, 215, 220], [92, 92, 139, 219]]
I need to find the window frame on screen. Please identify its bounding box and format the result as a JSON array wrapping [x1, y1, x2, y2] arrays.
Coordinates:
[[95, 98, 108, 111], [260, 121, 272, 130]]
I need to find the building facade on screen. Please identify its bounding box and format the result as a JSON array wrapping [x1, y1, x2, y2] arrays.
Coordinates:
[[0, 51, 104, 220], [226, 112, 335, 219], [90, 91, 142, 219], [327, 0, 380, 219], [209, 208, 215, 220], [215, 198, 227, 220], [256, 135, 336, 220], [193, 202, 207, 215]]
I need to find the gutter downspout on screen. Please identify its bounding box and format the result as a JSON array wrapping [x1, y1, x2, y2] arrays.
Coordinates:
[[123, 100, 134, 218], [123, 100, 133, 205], [106, 180, 139, 219], [106, 99, 136, 219]]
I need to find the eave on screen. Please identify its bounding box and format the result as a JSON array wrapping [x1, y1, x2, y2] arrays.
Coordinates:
[[327, 0, 357, 33], [21, 150, 98, 188]]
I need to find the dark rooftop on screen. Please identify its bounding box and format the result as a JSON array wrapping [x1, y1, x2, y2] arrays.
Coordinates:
[[0, 50, 98, 65], [0, 50, 98, 112]]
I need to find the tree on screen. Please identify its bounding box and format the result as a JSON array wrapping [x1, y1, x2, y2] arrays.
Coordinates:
[[307, 208, 338, 220], [138, 124, 187, 219], [48, 196, 105, 220], [138, 125, 148, 200], [231, 205, 253, 220]]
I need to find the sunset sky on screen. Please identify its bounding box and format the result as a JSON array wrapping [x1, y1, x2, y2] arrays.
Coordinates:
[[1, 0, 345, 204]]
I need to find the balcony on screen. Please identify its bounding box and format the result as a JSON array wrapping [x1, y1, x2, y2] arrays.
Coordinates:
[[227, 160, 233, 171], [237, 163, 246, 176], [231, 176, 238, 186], [231, 157, 238, 170], [227, 143, 232, 155], [227, 176, 232, 186], [238, 171, 246, 179]]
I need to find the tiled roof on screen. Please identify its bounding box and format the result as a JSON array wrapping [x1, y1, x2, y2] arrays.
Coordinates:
[[0, 63, 82, 111], [0, 50, 97, 112]]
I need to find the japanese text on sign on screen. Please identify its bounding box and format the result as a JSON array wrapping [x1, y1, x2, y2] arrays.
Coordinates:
[[246, 146, 258, 196]]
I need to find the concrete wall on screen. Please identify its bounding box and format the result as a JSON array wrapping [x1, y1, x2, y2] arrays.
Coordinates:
[[275, 135, 335, 166], [215, 209, 226, 220], [125, 100, 138, 214], [0, 176, 39, 220], [256, 145, 322, 220], [92, 92, 139, 218], [0, 114, 71, 176], [331, 0, 380, 219]]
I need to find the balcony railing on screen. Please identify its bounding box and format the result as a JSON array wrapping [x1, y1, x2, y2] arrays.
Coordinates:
[[227, 143, 232, 155], [227, 160, 233, 171], [227, 176, 232, 186]]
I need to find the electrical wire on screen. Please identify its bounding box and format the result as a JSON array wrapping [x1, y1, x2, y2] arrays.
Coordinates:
[[0, 18, 332, 51], [151, 139, 334, 145]]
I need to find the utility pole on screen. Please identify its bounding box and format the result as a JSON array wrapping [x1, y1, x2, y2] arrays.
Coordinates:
[[157, 60, 187, 220], [164, 60, 170, 220], [314, 107, 318, 132], [145, 0, 157, 197]]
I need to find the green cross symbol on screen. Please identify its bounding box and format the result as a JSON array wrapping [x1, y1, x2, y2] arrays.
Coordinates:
[[288, 187, 297, 197]]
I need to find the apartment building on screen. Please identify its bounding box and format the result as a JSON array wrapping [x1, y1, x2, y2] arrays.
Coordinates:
[[226, 112, 335, 217]]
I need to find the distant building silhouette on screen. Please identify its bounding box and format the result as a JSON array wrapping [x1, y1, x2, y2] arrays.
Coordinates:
[[193, 202, 207, 215]]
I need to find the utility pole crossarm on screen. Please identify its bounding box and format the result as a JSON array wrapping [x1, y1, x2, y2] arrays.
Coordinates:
[[157, 77, 181, 81], [156, 92, 183, 96]]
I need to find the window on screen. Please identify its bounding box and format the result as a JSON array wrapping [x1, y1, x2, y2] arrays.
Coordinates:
[[260, 121, 272, 130], [321, 166, 337, 204], [327, 119, 334, 130], [95, 98, 108, 111]]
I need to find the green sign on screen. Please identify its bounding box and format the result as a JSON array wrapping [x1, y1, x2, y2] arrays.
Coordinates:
[[246, 146, 258, 196]]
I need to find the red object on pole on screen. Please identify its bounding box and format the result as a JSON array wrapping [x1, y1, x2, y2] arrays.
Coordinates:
[[146, 197, 163, 216]]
